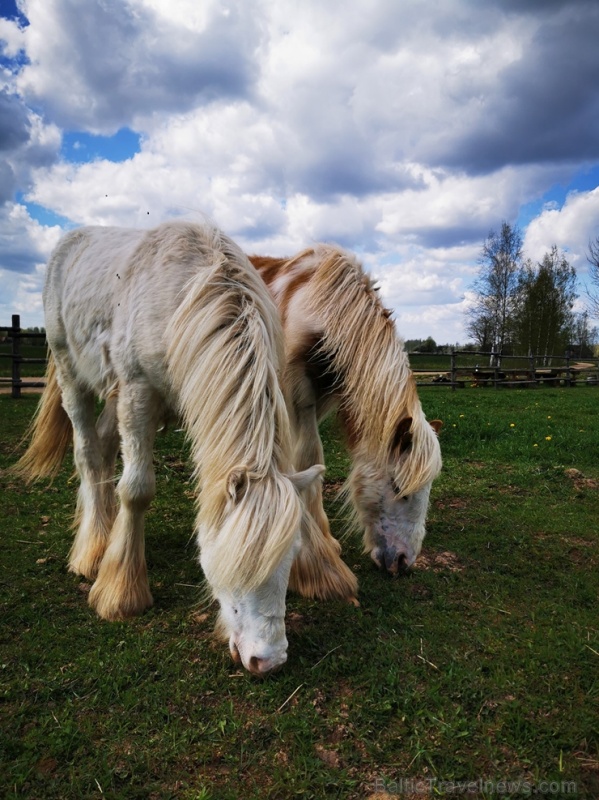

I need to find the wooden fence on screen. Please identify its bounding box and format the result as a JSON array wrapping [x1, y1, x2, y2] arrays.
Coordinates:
[[0, 315, 47, 398], [2, 315, 598, 397], [409, 350, 599, 390]]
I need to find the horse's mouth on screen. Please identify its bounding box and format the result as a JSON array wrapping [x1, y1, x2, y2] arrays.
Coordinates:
[[230, 640, 242, 664]]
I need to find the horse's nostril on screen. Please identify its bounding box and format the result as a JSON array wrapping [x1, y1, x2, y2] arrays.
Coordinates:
[[249, 656, 269, 675], [371, 548, 384, 569], [383, 547, 410, 574], [248, 655, 284, 676]]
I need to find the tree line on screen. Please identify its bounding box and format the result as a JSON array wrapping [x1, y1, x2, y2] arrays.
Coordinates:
[[465, 222, 598, 365]]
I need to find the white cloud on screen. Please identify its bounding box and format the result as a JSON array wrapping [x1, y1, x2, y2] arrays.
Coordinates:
[[524, 187, 599, 272], [0, 17, 26, 58], [0, 203, 62, 326], [1, 0, 599, 343], [16, 0, 262, 132]]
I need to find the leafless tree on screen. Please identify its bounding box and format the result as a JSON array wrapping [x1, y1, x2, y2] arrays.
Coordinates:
[[587, 236, 599, 318]]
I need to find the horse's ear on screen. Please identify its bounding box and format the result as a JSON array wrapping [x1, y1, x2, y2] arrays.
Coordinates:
[[226, 467, 249, 503], [288, 464, 325, 492], [392, 416, 413, 455], [429, 419, 443, 435]]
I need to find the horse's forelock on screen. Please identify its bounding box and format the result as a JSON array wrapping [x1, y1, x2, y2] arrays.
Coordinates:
[[200, 472, 301, 593], [165, 240, 300, 592], [391, 414, 442, 496]]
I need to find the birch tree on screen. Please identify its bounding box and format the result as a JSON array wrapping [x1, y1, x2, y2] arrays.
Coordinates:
[[587, 236, 599, 318], [466, 222, 523, 364]]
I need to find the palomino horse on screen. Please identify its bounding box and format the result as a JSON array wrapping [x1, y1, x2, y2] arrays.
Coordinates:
[[250, 247, 442, 599], [15, 221, 324, 676]]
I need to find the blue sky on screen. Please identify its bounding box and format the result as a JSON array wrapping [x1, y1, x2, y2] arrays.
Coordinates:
[[60, 129, 142, 165], [1, 0, 599, 342]]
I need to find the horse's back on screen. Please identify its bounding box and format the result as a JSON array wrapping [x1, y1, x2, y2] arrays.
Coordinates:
[[43, 221, 251, 400], [43, 226, 145, 396]]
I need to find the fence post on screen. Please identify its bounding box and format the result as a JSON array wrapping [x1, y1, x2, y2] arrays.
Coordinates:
[[492, 352, 500, 388], [529, 353, 536, 386], [11, 313, 21, 399], [450, 349, 456, 391], [565, 354, 571, 387]]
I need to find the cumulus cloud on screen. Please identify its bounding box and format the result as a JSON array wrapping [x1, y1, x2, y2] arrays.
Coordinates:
[[16, 0, 262, 133], [524, 187, 599, 272], [443, 3, 599, 172], [0, 202, 62, 326], [1, 0, 599, 341], [0, 89, 30, 151]]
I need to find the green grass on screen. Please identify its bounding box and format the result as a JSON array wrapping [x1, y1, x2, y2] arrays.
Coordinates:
[[1, 390, 598, 799]]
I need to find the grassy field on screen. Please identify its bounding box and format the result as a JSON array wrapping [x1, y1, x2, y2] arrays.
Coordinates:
[[1, 388, 598, 799]]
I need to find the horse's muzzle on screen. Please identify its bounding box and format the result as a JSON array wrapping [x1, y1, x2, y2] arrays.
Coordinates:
[[230, 640, 286, 676], [248, 655, 286, 677], [372, 546, 410, 575]]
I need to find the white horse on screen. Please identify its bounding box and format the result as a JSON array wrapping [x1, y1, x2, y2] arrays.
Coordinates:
[[15, 220, 323, 676], [251, 246, 442, 597]]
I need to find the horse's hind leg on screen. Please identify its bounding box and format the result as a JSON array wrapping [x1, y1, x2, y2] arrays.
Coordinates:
[[95, 391, 120, 524], [89, 382, 161, 621], [59, 381, 115, 580]]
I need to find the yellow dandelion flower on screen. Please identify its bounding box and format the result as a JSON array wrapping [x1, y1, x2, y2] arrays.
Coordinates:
[[545, 436, 552, 441], [510, 423, 515, 427], [533, 444, 538, 448], [547, 415, 551, 419], [459, 414, 465, 418]]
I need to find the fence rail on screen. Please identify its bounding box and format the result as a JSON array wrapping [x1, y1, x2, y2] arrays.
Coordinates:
[[0, 315, 47, 398], [409, 349, 599, 390], [2, 315, 599, 397]]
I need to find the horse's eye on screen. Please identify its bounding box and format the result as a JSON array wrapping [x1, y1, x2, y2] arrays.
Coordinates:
[[392, 480, 408, 500], [391, 480, 410, 503]]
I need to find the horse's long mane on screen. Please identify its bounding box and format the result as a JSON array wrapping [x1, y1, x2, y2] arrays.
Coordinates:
[[295, 245, 442, 496], [166, 233, 300, 592]]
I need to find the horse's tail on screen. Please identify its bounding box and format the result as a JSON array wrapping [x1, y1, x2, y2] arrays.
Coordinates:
[[12, 354, 73, 482]]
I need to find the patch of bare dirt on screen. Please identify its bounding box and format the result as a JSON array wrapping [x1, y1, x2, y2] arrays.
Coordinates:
[[434, 498, 468, 510], [564, 468, 599, 491], [0, 377, 46, 394], [323, 479, 345, 499], [415, 549, 464, 573]]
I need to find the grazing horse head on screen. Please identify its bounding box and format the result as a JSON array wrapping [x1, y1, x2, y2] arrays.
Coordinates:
[[201, 466, 324, 675], [166, 240, 326, 675], [350, 417, 443, 574], [252, 245, 444, 589]]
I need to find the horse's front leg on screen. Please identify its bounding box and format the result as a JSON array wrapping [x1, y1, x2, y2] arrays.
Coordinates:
[[88, 382, 160, 620], [288, 399, 358, 603]]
